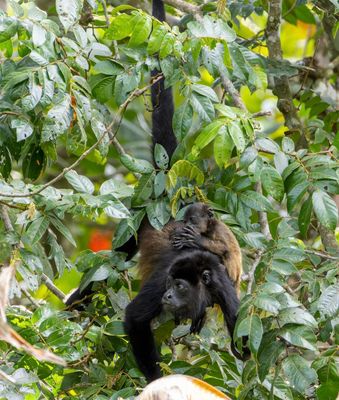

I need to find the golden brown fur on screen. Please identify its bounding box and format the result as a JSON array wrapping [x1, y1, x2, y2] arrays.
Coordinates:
[[138, 203, 242, 296]]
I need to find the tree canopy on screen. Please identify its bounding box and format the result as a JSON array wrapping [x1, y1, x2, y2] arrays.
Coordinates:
[[0, 0, 338, 399]]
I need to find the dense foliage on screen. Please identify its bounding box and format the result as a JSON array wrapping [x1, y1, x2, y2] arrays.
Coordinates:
[[0, 0, 338, 399]]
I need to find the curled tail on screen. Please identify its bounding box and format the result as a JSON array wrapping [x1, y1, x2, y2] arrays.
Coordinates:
[[151, 0, 177, 160]]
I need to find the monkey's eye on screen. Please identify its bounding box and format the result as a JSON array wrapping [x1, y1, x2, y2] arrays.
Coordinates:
[[202, 270, 211, 285], [207, 209, 213, 218], [175, 281, 186, 291]]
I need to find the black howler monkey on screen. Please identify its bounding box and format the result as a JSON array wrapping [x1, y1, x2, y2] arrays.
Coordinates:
[[171, 202, 243, 295], [124, 249, 240, 382]]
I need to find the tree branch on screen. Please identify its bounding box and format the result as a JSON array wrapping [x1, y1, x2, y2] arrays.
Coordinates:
[[41, 274, 66, 301], [218, 67, 247, 110], [164, 0, 201, 17], [266, 0, 304, 136], [266, 0, 339, 254], [0, 75, 163, 199], [246, 250, 264, 295], [255, 182, 273, 241]]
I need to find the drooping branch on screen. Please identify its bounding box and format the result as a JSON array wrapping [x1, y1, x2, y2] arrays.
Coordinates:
[[0, 75, 163, 199]]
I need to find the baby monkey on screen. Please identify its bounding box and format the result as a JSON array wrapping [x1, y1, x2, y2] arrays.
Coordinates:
[[171, 203, 242, 295]]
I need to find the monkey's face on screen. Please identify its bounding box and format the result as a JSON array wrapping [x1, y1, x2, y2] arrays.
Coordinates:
[[183, 203, 213, 233], [162, 277, 195, 318]]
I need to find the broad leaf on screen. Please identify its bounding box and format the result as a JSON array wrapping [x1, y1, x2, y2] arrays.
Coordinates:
[[65, 170, 95, 194], [312, 190, 338, 230], [282, 354, 317, 393], [56, 0, 83, 31]]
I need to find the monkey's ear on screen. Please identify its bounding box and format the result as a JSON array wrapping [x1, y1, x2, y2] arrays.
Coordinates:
[[202, 270, 212, 285], [207, 208, 213, 218]]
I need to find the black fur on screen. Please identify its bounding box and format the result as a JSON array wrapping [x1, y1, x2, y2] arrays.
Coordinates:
[[124, 250, 240, 382], [151, 0, 177, 159]]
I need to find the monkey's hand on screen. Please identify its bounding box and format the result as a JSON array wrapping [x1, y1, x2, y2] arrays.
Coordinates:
[[171, 226, 201, 249]]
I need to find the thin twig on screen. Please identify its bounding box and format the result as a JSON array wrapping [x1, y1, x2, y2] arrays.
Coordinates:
[[21, 288, 40, 308], [0, 75, 163, 199], [246, 250, 263, 295], [164, 0, 202, 17], [305, 249, 339, 260], [218, 67, 246, 110], [41, 274, 65, 301], [255, 182, 273, 241], [252, 110, 272, 118]]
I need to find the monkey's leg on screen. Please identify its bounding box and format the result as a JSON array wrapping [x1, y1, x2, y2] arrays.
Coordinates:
[[124, 274, 166, 382]]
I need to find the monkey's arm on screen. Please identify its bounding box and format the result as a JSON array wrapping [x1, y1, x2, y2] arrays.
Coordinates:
[[124, 273, 166, 382], [210, 270, 250, 361]]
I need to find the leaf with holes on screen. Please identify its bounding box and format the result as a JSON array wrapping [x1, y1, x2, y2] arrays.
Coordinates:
[[56, 0, 83, 31]]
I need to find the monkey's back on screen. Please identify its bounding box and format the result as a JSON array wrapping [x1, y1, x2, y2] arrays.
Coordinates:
[[138, 220, 185, 284]]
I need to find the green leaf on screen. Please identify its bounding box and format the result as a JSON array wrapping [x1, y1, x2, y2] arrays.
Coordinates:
[[128, 14, 152, 46], [191, 120, 223, 157], [56, 0, 83, 31], [30, 50, 48, 66], [312, 190, 338, 230], [173, 101, 193, 140], [65, 170, 95, 194], [190, 93, 215, 122], [11, 119, 34, 142], [256, 137, 280, 154], [191, 84, 219, 102], [240, 190, 274, 212], [24, 216, 49, 245], [147, 23, 167, 54], [258, 337, 284, 382], [91, 117, 109, 157], [271, 258, 297, 276], [159, 33, 175, 58], [278, 307, 317, 328], [120, 154, 154, 174], [104, 198, 131, 219], [261, 166, 284, 202], [0, 146, 11, 179], [0, 19, 17, 43], [282, 137, 295, 153], [214, 126, 234, 168], [41, 94, 72, 142], [154, 144, 169, 170], [274, 151, 289, 175], [254, 293, 280, 314], [132, 172, 155, 205], [228, 121, 247, 152], [188, 16, 236, 41], [298, 195, 313, 237], [154, 171, 166, 197], [100, 179, 133, 198], [279, 325, 316, 351], [32, 24, 46, 47], [167, 160, 204, 187], [287, 181, 309, 212], [93, 60, 124, 75], [317, 284, 339, 317], [282, 354, 317, 393], [248, 314, 263, 356], [50, 216, 76, 247], [105, 14, 133, 40], [79, 264, 112, 292], [22, 145, 45, 180]]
